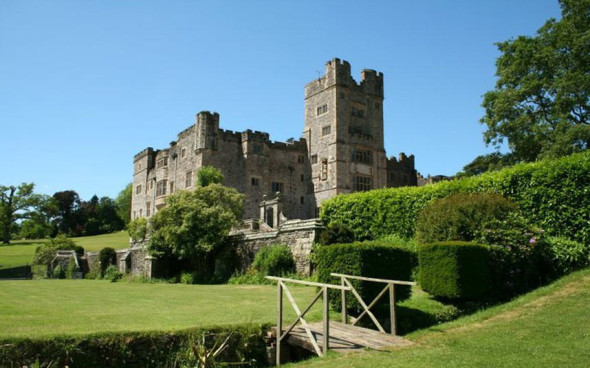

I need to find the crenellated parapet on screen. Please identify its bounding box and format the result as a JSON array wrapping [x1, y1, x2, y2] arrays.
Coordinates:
[[134, 147, 154, 162]]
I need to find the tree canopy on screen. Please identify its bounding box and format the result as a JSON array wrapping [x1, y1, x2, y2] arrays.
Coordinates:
[[481, 0, 589, 162], [197, 166, 224, 187], [0, 183, 42, 244], [115, 183, 132, 225], [148, 183, 243, 275]]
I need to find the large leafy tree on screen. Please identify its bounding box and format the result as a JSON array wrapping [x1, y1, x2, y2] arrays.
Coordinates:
[[481, 0, 590, 162], [52, 190, 83, 235], [0, 183, 43, 244], [148, 183, 243, 276], [115, 183, 132, 225]]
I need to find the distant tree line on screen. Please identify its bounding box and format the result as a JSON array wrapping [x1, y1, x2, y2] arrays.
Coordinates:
[[0, 183, 132, 243]]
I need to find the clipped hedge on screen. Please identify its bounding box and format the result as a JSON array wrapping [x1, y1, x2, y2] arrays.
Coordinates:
[[316, 242, 416, 314], [0, 324, 269, 368], [321, 151, 590, 244], [418, 242, 492, 300]]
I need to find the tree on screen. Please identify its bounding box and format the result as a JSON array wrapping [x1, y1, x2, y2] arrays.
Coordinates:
[[457, 152, 515, 177], [481, 0, 590, 162], [115, 183, 132, 225], [53, 190, 83, 235], [148, 183, 243, 277], [19, 194, 58, 239], [0, 183, 42, 244], [197, 166, 224, 187]]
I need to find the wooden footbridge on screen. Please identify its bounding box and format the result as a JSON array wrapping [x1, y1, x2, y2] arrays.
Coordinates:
[[267, 273, 416, 365]]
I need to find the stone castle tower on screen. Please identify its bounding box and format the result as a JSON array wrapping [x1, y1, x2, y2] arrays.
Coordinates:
[[131, 58, 417, 223], [304, 59, 388, 210]]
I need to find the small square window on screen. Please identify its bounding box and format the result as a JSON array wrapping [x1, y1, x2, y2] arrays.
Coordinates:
[[181, 148, 187, 158], [311, 155, 318, 164], [322, 125, 331, 136], [339, 92, 345, 99], [135, 185, 142, 195], [316, 104, 328, 116], [271, 182, 284, 193], [297, 155, 305, 164], [251, 177, 260, 186]]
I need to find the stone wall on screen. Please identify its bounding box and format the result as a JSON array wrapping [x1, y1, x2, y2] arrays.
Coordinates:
[[233, 218, 324, 275]]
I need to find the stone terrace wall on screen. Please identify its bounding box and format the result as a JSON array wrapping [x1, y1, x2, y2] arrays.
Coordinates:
[[234, 218, 324, 275]]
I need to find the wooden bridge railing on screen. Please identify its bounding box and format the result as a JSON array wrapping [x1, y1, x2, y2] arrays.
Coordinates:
[[266, 276, 351, 366], [331, 273, 416, 335]]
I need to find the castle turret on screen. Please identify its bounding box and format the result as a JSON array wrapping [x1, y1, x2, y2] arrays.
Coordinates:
[[195, 111, 219, 151]]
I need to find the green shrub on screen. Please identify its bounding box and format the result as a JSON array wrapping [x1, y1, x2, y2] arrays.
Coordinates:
[[52, 265, 65, 279], [32, 235, 81, 265], [127, 217, 148, 242], [546, 236, 590, 275], [104, 265, 122, 282], [316, 241, 416, 314], [65, 257, 77, 279], [252, 244, 295, 276], [319, 223, 355, 245], [99, 247, 117, 276], [418, 242, 492, 300], [415, 192, 517, 244], [0, 324, 269, 368], [180, 272, 196, 284], [321, 151, 590, 244]]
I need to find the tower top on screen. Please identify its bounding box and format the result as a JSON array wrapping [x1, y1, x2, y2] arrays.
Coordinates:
[[305, 58, 384, 99]]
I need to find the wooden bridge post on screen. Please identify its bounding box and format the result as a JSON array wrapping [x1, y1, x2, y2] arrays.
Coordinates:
[[323, 286, 329, 354], [277, 281, 283, 366], [389, 282, 396, 335], [341, 276, 347, 324]]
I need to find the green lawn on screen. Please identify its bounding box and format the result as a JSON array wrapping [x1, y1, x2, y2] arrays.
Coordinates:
[[287, 268, 590, 368], [0, 280, 329, 338], [0, 231, 130, 270]]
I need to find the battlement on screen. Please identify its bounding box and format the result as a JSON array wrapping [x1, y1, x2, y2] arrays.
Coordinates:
[[219, 129, 242, 142], [177, 125, 195, 140], [387, 153, 415, 168], [267, 138, 307, 151], [305, 58, 383, 98], [242, 129, 270, 142], [134, 147, 154, 161]]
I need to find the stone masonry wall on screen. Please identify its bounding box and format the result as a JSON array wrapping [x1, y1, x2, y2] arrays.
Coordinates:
[[234, 219, 324, 275]]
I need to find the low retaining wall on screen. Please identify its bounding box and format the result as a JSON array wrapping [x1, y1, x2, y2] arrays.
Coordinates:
[[234, 219, 324, 275]]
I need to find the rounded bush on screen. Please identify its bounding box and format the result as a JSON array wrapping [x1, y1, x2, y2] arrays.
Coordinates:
[[252, 244, 295, 276]]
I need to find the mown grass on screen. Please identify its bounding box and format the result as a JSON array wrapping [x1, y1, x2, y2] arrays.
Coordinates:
[[286, 268, 590, 368], [0, 231, 130, 270], [0, 280, 335, 338]]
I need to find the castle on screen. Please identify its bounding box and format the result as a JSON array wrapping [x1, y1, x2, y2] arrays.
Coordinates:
[[131, 58, 417, 224]]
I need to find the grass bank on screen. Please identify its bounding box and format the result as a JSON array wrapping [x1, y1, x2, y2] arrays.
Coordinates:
[[286, 268, 590, 367], [0, 231, 130, 270]]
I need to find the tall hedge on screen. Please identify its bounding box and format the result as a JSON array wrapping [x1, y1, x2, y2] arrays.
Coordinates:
[[316, 242, 416, 314], [321, 151, 590, 243]]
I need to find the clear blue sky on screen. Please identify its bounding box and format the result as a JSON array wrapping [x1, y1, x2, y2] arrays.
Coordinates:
[[0, 0, 562, 200]]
